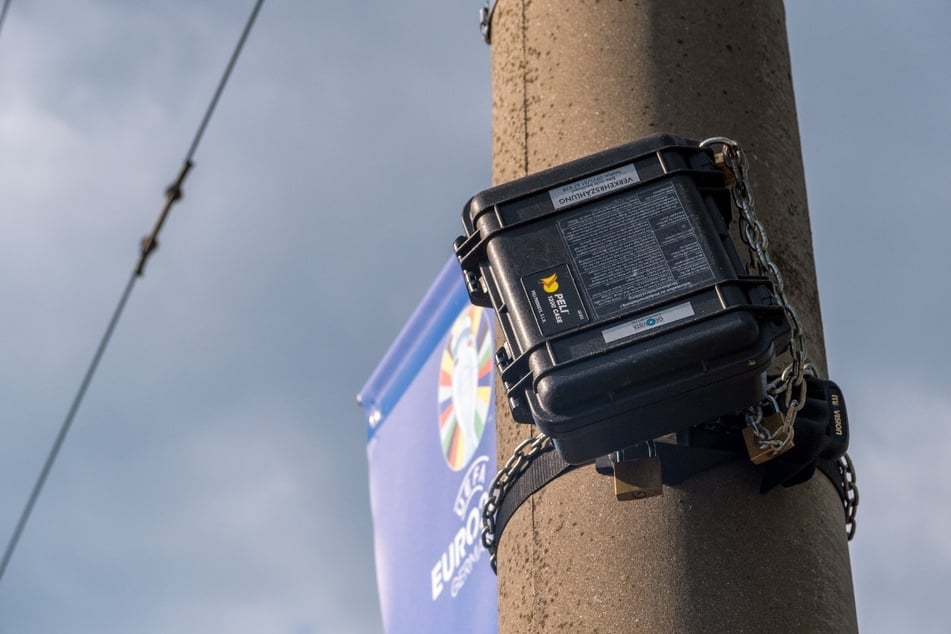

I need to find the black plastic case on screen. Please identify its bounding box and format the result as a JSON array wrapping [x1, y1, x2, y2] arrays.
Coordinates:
[[454, 133, 790, 464]]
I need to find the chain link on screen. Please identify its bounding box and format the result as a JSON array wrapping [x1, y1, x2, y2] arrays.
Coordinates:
[[481, 432, 551, 572], [700, 137, 808, 455], [479, 0, 498, 44], [744, 396, 789, 453], [701, 137, 858, 540], [839, 453, 859, 540], [481, 138, 858, 570]]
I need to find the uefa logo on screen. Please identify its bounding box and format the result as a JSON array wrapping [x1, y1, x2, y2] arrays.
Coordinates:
[[437, 305, 493, 471]]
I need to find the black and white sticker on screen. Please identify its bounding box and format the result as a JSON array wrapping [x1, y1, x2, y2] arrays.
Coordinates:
[[548, 164, 640, 210], [559, 180, 715, 320], [601, 301, 695, 344]]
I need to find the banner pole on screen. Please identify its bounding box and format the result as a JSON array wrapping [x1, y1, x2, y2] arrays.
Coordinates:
[[488, 2, 858, 631]]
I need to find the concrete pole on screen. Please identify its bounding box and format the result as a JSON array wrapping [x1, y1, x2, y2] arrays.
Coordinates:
[[489, 1, 857, 632]]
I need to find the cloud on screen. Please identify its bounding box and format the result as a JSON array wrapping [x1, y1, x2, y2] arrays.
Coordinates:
[[846, 376, 951, 633], [1, 1, 947, 632]]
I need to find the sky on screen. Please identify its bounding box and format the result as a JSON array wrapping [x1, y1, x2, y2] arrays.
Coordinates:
[[0, 1, 948, 633]]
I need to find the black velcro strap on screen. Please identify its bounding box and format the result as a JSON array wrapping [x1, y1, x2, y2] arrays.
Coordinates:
[[491, 438, 741, 549], [490, 443, 854, 556], [493, 446, 576, 550], [815, 457, 848, 520], [654, 442, 743, 484]]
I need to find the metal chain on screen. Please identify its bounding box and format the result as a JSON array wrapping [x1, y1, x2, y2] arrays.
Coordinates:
[[839, 453, 859, 540], [700, 137, 808, 455], [701, 137, 859, 541], [480, 139, 858, 570], [479, 0, 498, 44], [481, 432, 551, 572]]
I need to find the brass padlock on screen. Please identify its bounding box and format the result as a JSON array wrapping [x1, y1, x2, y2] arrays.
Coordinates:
[[613, 456, 663, 500], [743, 411, 794, 464], [712, 149, 738, 188]]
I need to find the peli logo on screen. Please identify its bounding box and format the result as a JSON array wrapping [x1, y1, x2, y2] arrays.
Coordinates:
[[540, 273, 559, 293], [437, 305, 493, 471]]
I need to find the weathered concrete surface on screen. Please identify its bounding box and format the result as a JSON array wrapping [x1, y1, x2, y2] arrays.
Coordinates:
[[489, 1, 857, 631]]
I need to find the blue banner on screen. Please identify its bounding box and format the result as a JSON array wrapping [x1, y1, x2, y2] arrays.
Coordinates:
[[358, 257, 498, 634]]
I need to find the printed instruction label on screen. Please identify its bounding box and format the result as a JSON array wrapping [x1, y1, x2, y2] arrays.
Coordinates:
[[558, 180, 715, 319], [602, 302, 695, 344], [548, 164, 640, 210], [521, 264, 589, 336]]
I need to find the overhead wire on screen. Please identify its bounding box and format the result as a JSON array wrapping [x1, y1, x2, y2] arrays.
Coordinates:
[[0, 0, 11, 43], [0, 0, 266, 586]]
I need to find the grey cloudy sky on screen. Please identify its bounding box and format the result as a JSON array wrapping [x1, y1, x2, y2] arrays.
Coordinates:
[[0, 1, 948, 633]]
